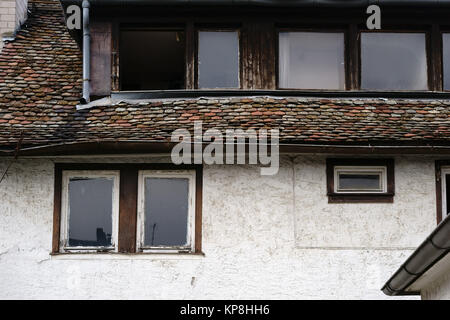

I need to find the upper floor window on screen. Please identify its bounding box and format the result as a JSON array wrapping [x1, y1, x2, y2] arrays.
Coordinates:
[[198, 30, 240, 89], [120, 29, 186, 91], [278, 31, 345, 90], [94, 21, 450, 95], [443, 33, 450, 91], [360, 32, 428, 91]]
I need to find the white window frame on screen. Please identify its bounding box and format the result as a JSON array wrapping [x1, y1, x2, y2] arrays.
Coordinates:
[[60, 170, 120, 253], [334, 166, 387, 193], [136, 170, 196, 253], [441, 167, 450, 218]]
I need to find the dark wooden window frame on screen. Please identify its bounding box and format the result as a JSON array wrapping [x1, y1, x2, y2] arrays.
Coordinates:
[[116, 22, 243, 91], [52, 163, 203, 255], [441, 28, 450, 92], [101, 6, 450, 95], [435, 160, 450, 224], [326, 158, 395, 203]]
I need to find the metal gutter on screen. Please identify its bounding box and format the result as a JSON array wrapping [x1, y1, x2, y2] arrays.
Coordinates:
[[81, 0, 90, 104], [382, 213, 450, 296], [59, 0, 450, 8], [2, 141, 450, 157]]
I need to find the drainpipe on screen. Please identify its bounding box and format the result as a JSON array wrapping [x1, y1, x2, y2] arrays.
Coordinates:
[[82, 0, 90, 104]]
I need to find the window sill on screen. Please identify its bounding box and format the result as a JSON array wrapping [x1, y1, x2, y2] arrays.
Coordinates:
[[50, 252, 205, 260], [328, 193, 394, 203], [110, 89, 450, 101]]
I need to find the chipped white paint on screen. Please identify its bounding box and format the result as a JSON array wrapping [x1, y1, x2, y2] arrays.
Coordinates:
[[0, 155, 439, 299]]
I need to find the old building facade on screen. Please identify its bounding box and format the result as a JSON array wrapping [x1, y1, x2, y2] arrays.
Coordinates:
[[0, 0, 449, 299]]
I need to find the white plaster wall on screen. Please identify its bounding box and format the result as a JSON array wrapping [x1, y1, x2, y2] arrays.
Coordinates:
[[0, 155, 437, 299], [422, 273, 450, 300]]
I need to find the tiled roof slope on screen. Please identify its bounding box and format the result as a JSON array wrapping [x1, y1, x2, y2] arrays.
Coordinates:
[[0, 0, 449, 152]]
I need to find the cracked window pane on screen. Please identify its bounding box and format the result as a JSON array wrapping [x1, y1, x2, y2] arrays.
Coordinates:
[[144, 178, 189, 247], [278, 32, 345, 89], [198, 31, 239, 89], [68, 178, 114, 247], [361, 33, 428, 90]]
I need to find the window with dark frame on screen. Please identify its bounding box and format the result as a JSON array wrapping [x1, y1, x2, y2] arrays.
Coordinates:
[[110, 21, 450, 93], [53, 164, 203, 255], [326, 159, 395, 203]]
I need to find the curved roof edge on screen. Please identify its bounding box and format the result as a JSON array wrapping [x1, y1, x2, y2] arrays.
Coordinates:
[[382, 214, 450, 296]]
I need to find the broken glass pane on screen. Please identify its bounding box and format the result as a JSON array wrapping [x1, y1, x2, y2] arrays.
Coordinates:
[[144, 178, 189, 247], [361, 33, 428, 90], [68, 177, 114, 247], [198, 31, 239, 88]]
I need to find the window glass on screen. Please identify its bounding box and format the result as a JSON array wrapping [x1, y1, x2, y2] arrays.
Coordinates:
[[361, 33, 428, 90], [337, 173, 382, 192], [143, 178, 189, 247], [443, 33, 450, 90], [120, 30, 185, 90], [198, 31, 240, 88], [68, 178, 114, 247], [278, 32, 345, 89]]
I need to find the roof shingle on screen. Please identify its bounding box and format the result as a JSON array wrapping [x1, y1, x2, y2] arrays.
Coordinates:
[[0, 0, 449, 152]]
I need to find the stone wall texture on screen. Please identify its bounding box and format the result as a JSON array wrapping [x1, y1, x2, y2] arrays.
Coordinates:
[[0, 155, 440, 299]]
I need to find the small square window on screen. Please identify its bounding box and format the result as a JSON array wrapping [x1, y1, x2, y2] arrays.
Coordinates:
[[198, 30, 240, 89], [327, 159, 394, 203], [361, 32, 428, 91], [60, 171, 120, 252], [278, 32, 345, 90], [137, 170, 196, 253]]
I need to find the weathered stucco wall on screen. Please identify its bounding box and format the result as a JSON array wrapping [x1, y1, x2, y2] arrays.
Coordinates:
[[0, 155, 438, 299], [422, 273, 450, 300]]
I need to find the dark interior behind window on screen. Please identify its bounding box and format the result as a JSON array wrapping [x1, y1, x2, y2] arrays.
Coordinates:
[[68, 178, 113, 247], [120, 30, 186, 90]]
